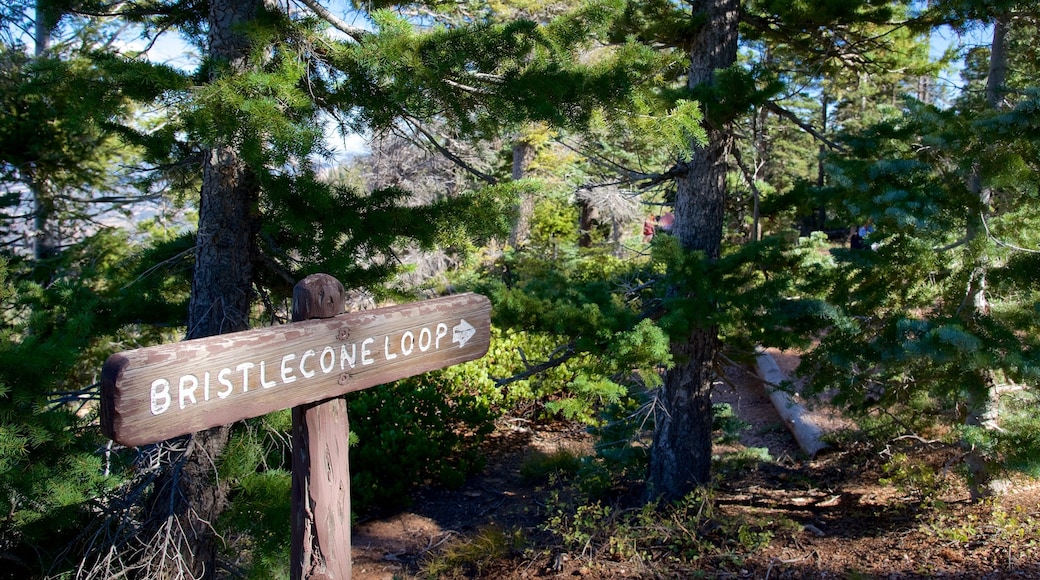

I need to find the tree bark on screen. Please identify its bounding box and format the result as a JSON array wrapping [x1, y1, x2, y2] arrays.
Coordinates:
[[984, 15, 1008, 111], [508, 138, 535, 248], [578, 201, 598, 248], [136, 124, 260, 579], [963, 13, 1009, 498], [647, 0, 739, 503], [137, 0, 263, 577], [29, 172, 59, 264], [31, 0, 59, 267]]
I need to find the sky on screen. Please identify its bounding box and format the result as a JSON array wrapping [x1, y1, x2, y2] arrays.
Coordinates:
[[131, 5, 374, 159], [930, 23, 995, 100]]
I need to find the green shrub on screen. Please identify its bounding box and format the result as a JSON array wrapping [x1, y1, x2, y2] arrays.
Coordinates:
[[712, 402, 751, 444], [520, 448, 584, 484], [543, 485, 779, 570], [347, 373, 496, 511], [421, 525, 527, 578], [219, 470, 293, 580]]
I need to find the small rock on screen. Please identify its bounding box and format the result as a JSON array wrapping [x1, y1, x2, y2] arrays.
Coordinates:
[[803, 524, 825, 536]]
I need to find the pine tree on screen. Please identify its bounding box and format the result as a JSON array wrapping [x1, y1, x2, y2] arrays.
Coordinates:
[[0, 9, 195, 575], [574, 0, 929, 503], [415, 0, 943, 504], [40, 1, 662, 576], [803, 1, 1040, 496], [0, 225, 197, 576], [642, 0, 740, 502], [0, 10, 179, 268]]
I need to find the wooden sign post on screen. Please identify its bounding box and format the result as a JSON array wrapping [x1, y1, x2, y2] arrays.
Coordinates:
[[291, 274, 352, 580], [101, 274, 492, 579]]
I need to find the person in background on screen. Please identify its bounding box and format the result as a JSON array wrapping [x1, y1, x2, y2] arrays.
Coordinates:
[[858, 221, 874, 239], [643, 214, 657, 243], [658, 212, 674, 233], [850, 231, 864, 249]]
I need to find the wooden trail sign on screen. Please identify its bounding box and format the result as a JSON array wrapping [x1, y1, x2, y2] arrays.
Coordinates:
[[101, 290, 492, 447], [101, 274, 492, 578]]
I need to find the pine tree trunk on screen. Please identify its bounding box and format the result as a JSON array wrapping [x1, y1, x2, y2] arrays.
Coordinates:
[[578, 201, 597, 248], [30, 173, 59, 264], [752, 97, 768, 242], [508, 138, 535, 248], [139, 143, 259, 578], [137, 0, 262, 576], [31, 0, 59, 267], [984, 15, 1008, 110], [188, 145, 260, 340], [963, 13, 1009, 498], [647, 0, 739, 503]]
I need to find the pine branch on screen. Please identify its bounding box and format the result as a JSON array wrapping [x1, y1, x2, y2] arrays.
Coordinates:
[[981, 211, 1040, 254], [495, 344, 577, 387], [403, 116, 499, 185], [65, 2, 198, 20], [59, 438, 201, 580], [637, 162, 695, 190], [121, 246, 194, 290], [46, 385, 100, 412], [441, 78, 494, 95], [56, 192, 165, 205], [555, 137, 688, 191], [556, 138, 658, 184], [765, 101, 848, 153], [731, 146, 765, 206], [574, 179, 639, 192], [293, 0, 367, 42], [934, 234, 972, 252]]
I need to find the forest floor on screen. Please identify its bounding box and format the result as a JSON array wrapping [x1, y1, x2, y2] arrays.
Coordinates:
[[349, 351, 1040, 579]]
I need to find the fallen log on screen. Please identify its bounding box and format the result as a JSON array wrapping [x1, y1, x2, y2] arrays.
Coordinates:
[[754, 350, 828, 457]]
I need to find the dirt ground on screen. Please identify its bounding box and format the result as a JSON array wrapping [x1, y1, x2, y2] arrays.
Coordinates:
[[349, 351, 1040, 579]]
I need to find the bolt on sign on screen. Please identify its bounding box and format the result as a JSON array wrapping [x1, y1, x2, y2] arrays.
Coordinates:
[[101, 293, 492, 447]]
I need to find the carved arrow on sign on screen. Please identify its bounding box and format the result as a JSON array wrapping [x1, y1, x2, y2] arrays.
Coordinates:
[[452, 319, 476, 348]]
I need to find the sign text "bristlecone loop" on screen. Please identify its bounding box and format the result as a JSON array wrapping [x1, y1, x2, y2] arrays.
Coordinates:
[[101, 294, 491, 447]]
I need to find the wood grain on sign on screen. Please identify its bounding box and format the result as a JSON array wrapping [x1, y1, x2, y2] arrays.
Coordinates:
[[101, 293, 491, 447], [289, 273, 352, 580]]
